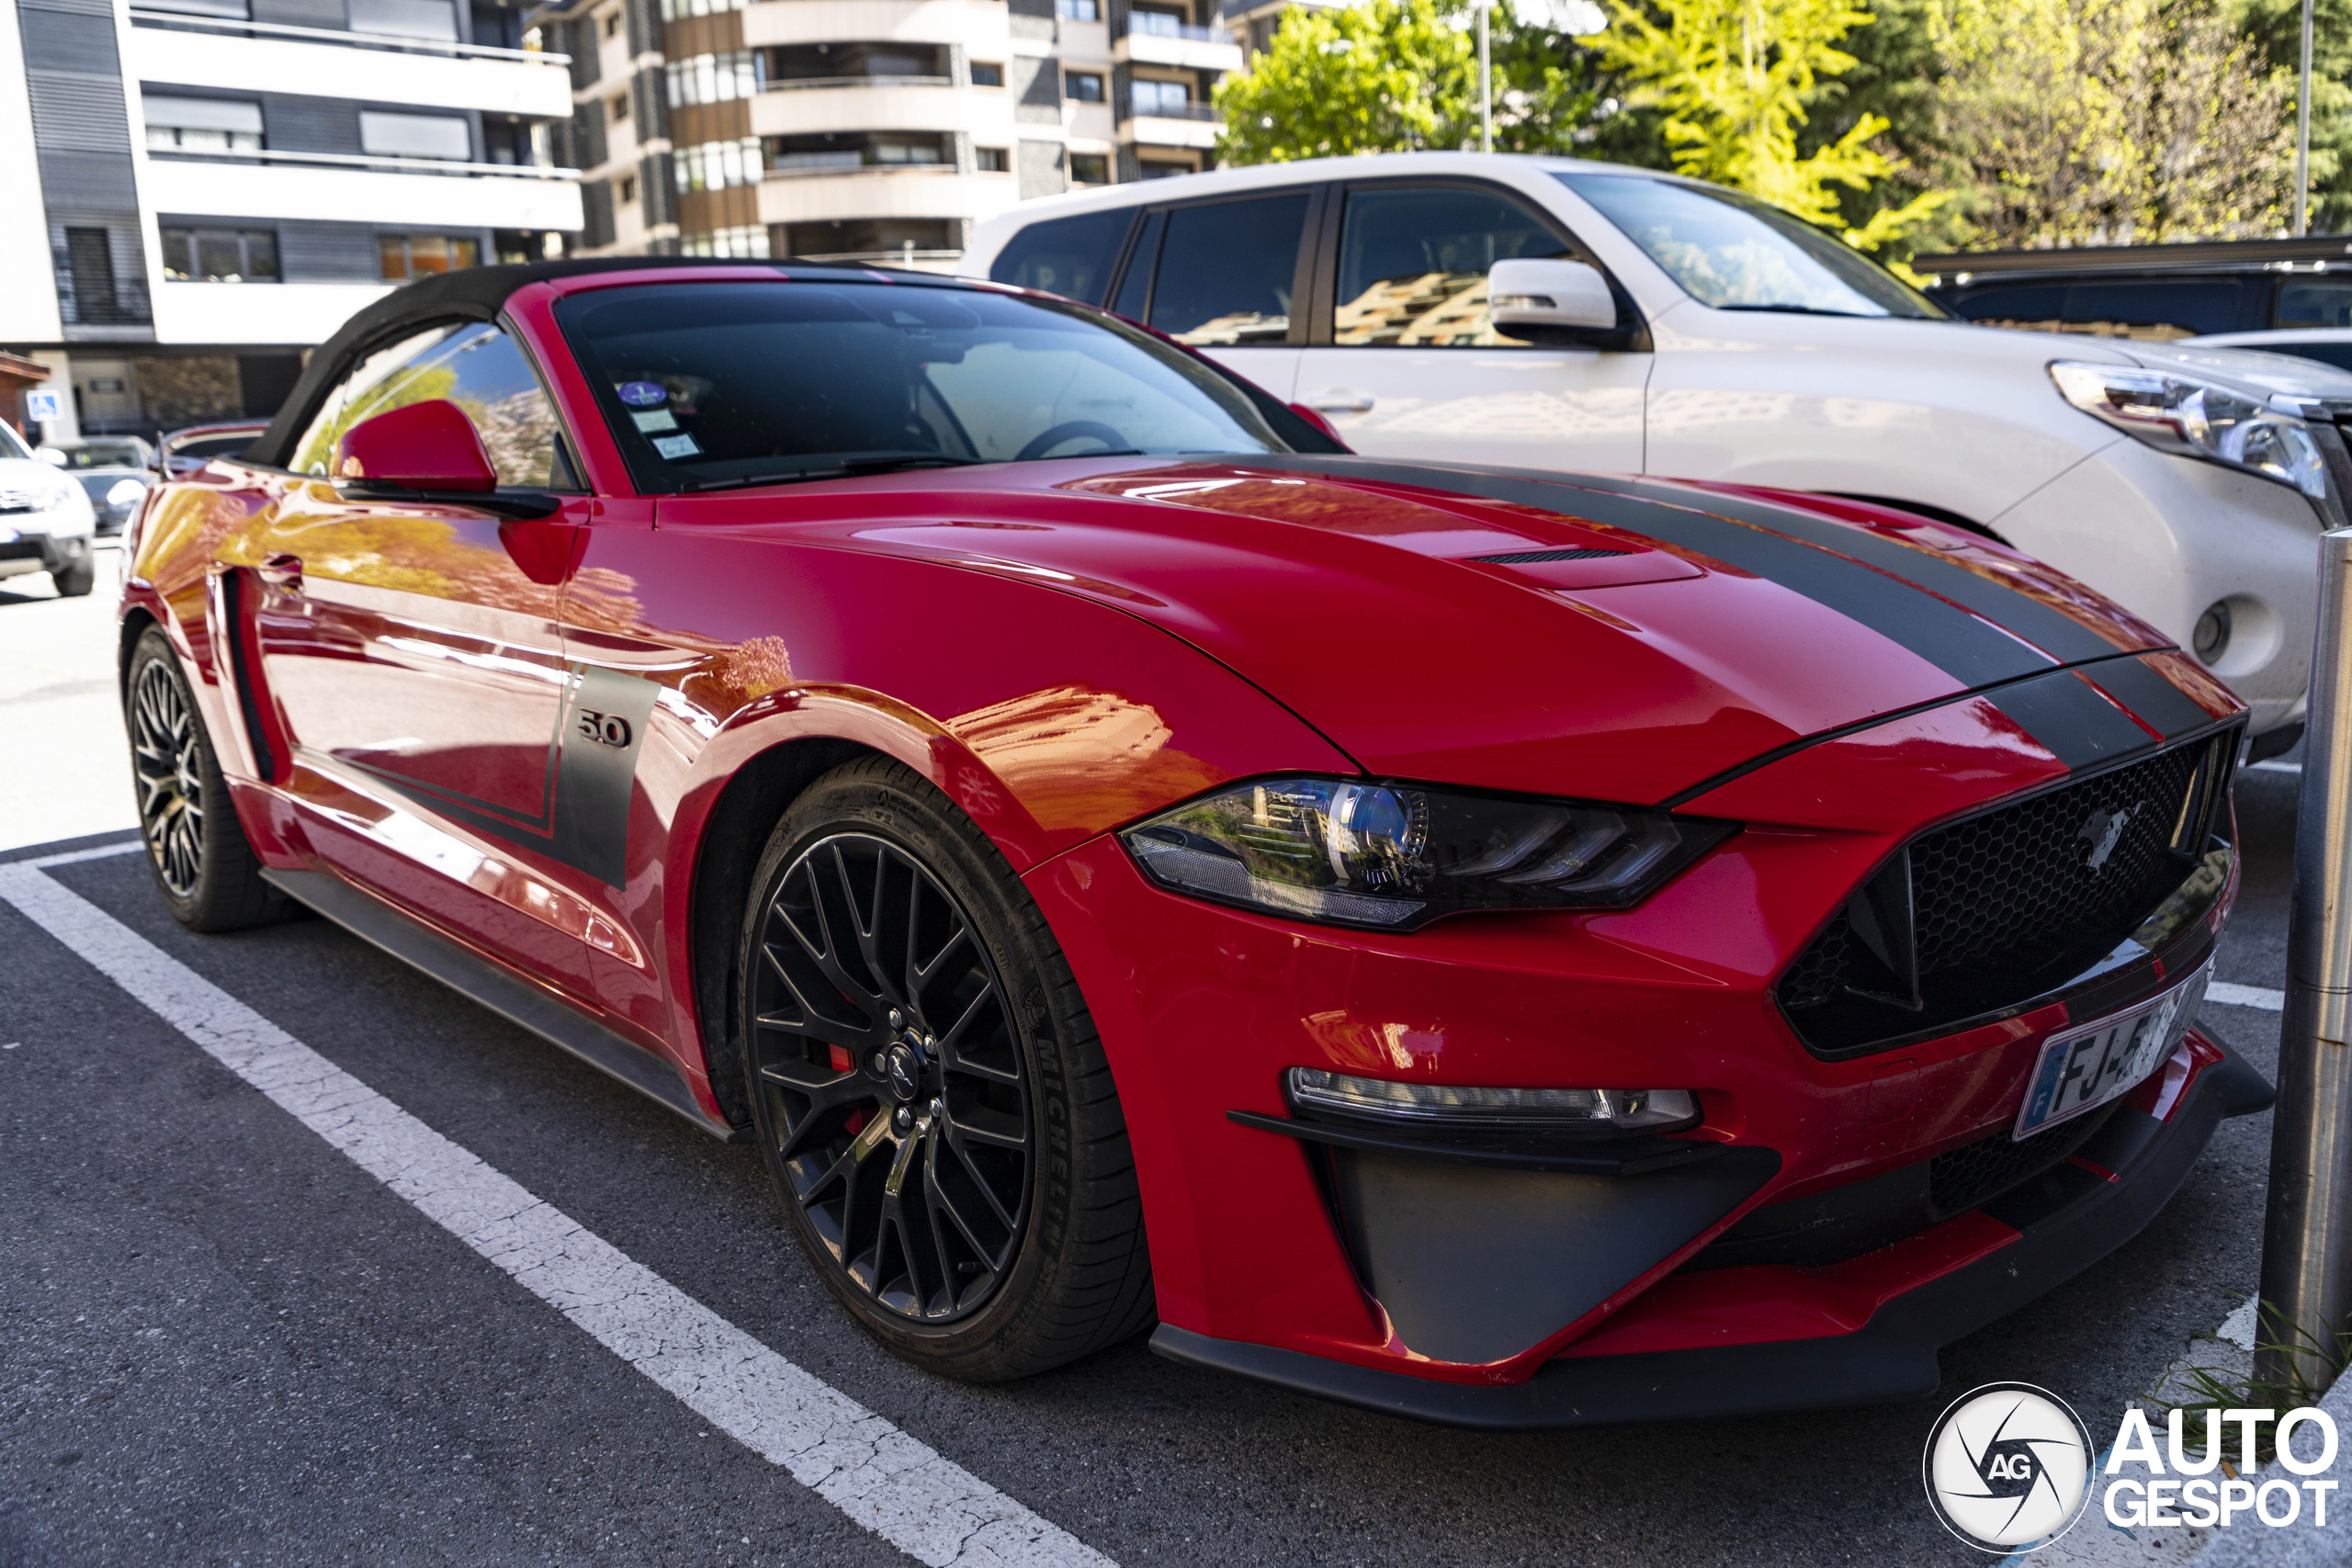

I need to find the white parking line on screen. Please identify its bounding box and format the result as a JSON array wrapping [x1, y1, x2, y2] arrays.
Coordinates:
[[2208, 981, 2287, 1011], [0, 852, 1114, 1568]]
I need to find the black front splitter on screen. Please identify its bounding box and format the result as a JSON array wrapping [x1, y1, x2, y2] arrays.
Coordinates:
[[1150, 1043, 2273, 1429]]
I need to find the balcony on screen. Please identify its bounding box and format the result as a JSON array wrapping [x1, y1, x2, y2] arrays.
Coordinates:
[[1115, 16, 1239, 70], [152, 279, 397, 346], [1121, 101, 1220, 148], [740, 0, 1013, 49], [126, 10, 574, 117], [144, 147, 583, 230], [756, 166, 1014, 225], [752, 78, 1001, 136]]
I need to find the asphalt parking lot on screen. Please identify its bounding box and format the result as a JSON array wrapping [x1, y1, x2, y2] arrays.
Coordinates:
[[0, 560, 2307, 1565]]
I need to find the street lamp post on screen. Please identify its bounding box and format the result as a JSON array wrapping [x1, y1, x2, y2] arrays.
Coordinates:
[[2298, 0, 2314, 236], [1479, 0, 1493, 153]]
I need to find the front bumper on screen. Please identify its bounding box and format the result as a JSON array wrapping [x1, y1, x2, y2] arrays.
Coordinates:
[[0, 529, 91, 580], [1153, 1033, 2273, 1427]]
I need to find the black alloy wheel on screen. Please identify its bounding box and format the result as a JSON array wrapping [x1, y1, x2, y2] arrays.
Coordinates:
[[750, 832, 1032, 1323], [740, 757, 1154, 1380], [124, 626, 285, 931], [130, 652, 205, 898]]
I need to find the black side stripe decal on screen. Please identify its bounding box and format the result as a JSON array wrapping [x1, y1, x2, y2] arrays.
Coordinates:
[[2078, 655, 2219, 741], [1230, 457, 2058, 689], [1984, 669, 2157, 771]]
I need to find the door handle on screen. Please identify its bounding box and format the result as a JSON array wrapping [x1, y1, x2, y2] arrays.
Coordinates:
[[258, 553, 301, 590], [1306, 390, 1375, 414]]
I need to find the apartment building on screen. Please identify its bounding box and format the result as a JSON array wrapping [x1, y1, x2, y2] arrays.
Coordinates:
[[532, 0, 1240, 266], [0, 0, 581, 440]]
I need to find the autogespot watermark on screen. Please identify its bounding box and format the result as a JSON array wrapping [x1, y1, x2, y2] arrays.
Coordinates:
[[1923, 1382, 2344, 1551]]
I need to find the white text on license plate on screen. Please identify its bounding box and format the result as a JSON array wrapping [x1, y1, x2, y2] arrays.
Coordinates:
[[2013, 964, 2211, 1141]]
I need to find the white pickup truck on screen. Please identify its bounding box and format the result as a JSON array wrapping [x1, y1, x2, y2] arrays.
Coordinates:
[[966, 152, 2352, 751]]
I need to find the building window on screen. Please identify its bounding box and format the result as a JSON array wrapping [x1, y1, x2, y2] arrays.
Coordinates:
[[764, 131, 950, 172], [346, 0, 458, 40], [660, 0, 744, 17], [1056, 0, 1098, 17], [139, 0, 250, 17], [379, 233, 481, 280], [619, 175, 638, 202], [601, 8, 620, 32], [1140, 160, 1194, 178], [975, 146, 1009, 173], [673, 137, 763, 189], [161, 227, 278, 282], [667, 51, 758, 107], [359, 110, 472, 162], [607, 92, 629, 125], [678, 226, 770, 257], [968, 61, 1002, 86], [1069, 152, 1109, 185], [1132, 79, 1191, 115], [782, 218, 953, 262], [144, 96, 264, 152], [1065, 71, 1104, 103]]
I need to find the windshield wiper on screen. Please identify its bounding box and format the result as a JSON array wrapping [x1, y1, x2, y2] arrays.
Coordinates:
[[683, 454, 986, 492], [1715, 303, 1875, 317]]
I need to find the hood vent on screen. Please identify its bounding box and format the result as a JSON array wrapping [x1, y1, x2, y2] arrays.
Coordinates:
[[1470, 547, 1630, 564]]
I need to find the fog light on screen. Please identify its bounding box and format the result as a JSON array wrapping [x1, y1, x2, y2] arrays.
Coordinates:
[[1285, 1067, 1698, 1131], [2194, 601, 2232, 663]]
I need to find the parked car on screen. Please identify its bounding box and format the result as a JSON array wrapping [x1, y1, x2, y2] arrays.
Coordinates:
[[964, 155, 2352, 755], [1913, 234, 2352, 341], [0, 417, 96, 595], [156, 421, 269, 479], [39, 435, 153, 536], [121, 257, 2267, 1425], [2185, 327, 2352, 374]]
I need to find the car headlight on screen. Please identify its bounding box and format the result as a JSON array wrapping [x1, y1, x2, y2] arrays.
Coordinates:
[[1287, 1068, 1701, 1133], [1120, 776, 1737, 931], [2050, 360, 2329, 499], [107, 478, 147, 511]]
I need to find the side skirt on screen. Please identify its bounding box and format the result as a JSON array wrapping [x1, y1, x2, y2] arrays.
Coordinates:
[[262, 867, 741, 1143]]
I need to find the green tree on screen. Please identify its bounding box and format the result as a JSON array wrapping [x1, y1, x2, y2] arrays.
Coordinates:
[[1212, 0, 1477, 163], [1595, 0, 1948, 248], [2233, 0, 2352, 231]]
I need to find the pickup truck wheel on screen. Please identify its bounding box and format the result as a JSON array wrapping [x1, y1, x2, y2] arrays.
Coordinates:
[[740, 756, 1154, 1381], [126, 626, 284, 931]]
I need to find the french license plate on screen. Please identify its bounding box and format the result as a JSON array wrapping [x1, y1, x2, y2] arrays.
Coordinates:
[[2013, 962, 2212, 1141]]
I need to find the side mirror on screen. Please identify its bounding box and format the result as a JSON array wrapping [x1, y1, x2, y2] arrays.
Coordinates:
[[34, 446, 68, 468], [107, 478, 147, 510], [334, 400, 496, 494], [1487, 258, 1624, 346]]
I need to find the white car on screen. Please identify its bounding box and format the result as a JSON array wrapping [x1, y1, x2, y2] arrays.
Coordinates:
[[0, 418, 97, 597], [965, 152, 2352, 750], [2186, 327, 2352, 376]]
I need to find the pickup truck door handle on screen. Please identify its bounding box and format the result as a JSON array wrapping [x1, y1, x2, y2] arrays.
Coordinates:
[[258, 553, 301, 590], [1305, 389, 1376, 414]]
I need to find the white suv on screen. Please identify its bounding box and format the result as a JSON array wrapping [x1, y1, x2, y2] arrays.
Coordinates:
[[964, 152, 2352, 750]]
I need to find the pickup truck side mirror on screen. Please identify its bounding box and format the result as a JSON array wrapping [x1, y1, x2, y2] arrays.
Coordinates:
[[1488, 258, 1633, 348]]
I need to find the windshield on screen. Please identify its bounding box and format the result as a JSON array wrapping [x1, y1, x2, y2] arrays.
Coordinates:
[[0, 421, 28, 461], [556, 281, 1295, 491], [1557, 173, 1942, 320], [63, 441, 144, 468]]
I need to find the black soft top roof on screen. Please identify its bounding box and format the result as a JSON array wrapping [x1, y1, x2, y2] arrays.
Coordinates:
[[244, 255, 961, 469]]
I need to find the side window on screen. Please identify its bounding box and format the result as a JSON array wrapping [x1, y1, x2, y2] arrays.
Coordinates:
[[988, 209, 1131, 304], [288, 321, 577, 488], [2277, 279, 2352, 329], [1332, 186, 1572, 347], [1145, 192, 1307, 345]]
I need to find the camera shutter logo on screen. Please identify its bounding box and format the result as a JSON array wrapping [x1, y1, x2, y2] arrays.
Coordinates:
[[1923, 1382, 2094, 1551]]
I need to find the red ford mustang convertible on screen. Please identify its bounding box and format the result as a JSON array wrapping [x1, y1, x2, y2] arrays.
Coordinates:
[[119, 257, 2268, 1426]]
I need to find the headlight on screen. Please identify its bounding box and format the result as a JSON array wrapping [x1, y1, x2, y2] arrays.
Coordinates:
[[1288, 1068, 1701, 1133], [107, 478, 146, 510], [1120, 776, 1736, 931], [2050, 360, 2329, 499]]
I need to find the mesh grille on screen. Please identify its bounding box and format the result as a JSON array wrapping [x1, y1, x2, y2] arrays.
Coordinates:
[[1469, 547, 1630, 563], [1928, 1102, 2117, 1216], [1781, 738, 2220, 1054]]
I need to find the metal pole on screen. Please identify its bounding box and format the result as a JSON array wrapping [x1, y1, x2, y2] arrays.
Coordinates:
[[2298, 0, 2314, 237], [2259, 526, 2352, 1395], [1476, 0, 1496, 156]]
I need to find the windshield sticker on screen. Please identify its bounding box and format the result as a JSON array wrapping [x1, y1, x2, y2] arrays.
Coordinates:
[[651, 433, 702, 460], [618, 381, 668, 407], [630, 408, 679, 434]]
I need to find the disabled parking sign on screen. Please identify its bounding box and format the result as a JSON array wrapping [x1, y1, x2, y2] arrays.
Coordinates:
[[24, 389, 62, 423]]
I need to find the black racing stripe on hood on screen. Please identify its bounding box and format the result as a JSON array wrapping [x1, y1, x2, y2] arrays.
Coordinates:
[[1595, 479, 2122, 665], [2080, 655, 2220, 740], [1232, 456, 2054, 689], [1984, 669, 2158, 771]]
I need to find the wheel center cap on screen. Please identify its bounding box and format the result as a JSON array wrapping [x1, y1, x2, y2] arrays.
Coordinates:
[[884, 1041, 924, 1103]]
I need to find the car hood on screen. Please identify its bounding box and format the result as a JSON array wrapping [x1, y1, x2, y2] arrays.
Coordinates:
[[700, 457, 2221, 805], [2114, 340, 2352, 400], [0, 457, 82, 507]]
